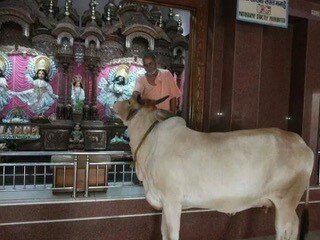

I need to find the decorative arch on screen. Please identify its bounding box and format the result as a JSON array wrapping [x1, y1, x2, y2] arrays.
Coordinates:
[[173, 46, 186, 57], [126, 32, 154, 50], [85, 36, 100, 49], [0, 17, 29, 37], [122, 24, 158, 38], [57, 32, 74, 46]]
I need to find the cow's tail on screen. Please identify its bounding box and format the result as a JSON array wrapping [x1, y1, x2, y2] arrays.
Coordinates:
[[299, 185, 310, 240]]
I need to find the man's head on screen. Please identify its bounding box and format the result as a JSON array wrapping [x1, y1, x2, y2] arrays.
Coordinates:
[[142, 51, 157, 76]]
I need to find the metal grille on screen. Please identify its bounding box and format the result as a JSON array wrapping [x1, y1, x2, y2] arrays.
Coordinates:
[[0, 151, 136, 198]]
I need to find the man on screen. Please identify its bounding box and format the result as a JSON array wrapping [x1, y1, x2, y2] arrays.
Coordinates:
[[133, 52, 181, 113]]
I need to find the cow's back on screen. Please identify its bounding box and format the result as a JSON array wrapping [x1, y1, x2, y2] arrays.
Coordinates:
[[150, 121, 313, 212]]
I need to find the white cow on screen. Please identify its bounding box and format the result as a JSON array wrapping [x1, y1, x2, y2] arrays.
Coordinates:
[[113, 94, 314, 240]]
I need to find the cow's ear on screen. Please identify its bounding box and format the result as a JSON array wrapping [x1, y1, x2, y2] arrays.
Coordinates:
[[132, 91, 145, 106], [155, 109, 175, 122], [136, 93, 145, 105]]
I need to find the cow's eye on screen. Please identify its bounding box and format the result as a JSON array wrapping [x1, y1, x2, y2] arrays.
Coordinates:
[[128, 100, 131, 105]]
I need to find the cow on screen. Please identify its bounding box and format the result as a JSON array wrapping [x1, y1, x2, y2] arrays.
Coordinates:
[[113, 94, 314, 240]]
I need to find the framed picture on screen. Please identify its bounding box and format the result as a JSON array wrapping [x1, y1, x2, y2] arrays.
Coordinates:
[[84, 130, 106, 150], [5, 126, 13, 135], [14, 125, 23, 134], [236, 0, 289, 28], [31, 126, 39, 135], [107, 127, 130, 151], [0, 125, 4, 134], [23, 125, 31, 134]]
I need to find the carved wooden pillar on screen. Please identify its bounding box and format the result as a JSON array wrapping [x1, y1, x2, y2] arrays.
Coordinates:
[[57, 62, 71, 120], [84, 65, 91, 105], [171, 63, 185, 88], [91, 66, 100, 106], [55, 52, 74, 119], [176, 72, 182, 89], [56, 63, 64, 119], [171, 62, 185, 112], [56, 63, 64, 105], [66, 65, 73, 105], [62, 66, 66, 105]]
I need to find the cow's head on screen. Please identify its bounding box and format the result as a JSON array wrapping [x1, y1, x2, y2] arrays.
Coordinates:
[[113, 92, 169, 125]]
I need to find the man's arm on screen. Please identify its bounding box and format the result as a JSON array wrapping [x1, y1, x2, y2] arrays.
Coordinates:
[[133, 76, 144, 97]]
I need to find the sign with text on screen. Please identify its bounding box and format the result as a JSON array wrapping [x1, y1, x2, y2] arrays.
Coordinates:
[[237, 0, 289, 28]]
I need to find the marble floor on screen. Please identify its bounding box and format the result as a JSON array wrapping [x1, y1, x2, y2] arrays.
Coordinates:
[[244, 231, 320, 240]]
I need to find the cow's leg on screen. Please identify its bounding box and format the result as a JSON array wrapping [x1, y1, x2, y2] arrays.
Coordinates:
[[274, 204, 299, 240], [161, 212, 169, 240], [273, 177, 307, 240], [162, 202, 182, 240]]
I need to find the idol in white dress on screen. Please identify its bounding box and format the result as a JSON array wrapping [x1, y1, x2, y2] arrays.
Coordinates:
[[0, 74, 10, 112], [71, 81, 85, 113], [15, 69, 58, 117]]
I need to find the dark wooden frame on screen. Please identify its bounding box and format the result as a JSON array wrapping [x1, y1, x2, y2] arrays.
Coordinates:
[[134, 0, 209, 130]]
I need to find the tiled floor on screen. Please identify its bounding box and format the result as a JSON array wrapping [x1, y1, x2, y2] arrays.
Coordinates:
[[244, 231, 320, 239]]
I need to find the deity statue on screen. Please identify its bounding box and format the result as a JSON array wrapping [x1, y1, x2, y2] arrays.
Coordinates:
[[0, 52, 13, 113], [0, 68, 11, 112], [65, 104, 73, 120], [23, 126, 31, 134], [13, 125, 23, 134], [83, 104, 90, 120], [69, 124, 84, 149], [61, 37, 71, 52], [98, 64, 144, 119], [31, 126, 39, 135], [15, 57, 58, 119], [71, 74, 85, 113]]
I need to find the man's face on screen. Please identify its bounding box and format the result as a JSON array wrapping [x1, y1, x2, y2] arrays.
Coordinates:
[[143, 57, 157, 74]]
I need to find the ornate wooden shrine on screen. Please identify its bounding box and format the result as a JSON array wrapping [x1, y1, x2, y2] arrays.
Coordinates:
[[0, 0, 189, 151]]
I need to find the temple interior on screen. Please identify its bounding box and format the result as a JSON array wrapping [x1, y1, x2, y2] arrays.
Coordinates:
[[1, 0, 320, 239]]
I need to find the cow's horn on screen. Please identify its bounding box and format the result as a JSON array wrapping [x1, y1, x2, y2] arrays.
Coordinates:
[[155, 95, 169, 105], [136, 93, 145, 105]]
